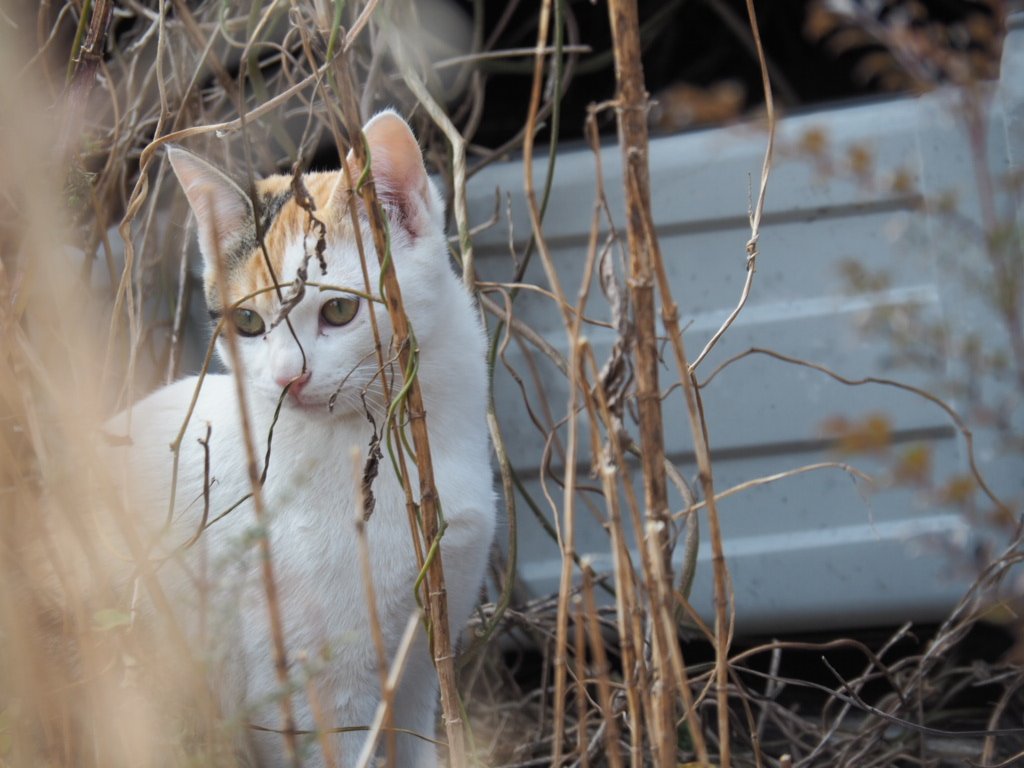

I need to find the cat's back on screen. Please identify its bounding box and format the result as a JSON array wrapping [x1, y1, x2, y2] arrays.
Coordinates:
[[104, 375, 251, 525], [108, 374, 236, 441]]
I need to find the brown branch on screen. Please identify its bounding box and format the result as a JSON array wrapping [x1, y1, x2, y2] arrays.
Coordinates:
[[605, 1, 687, 764]]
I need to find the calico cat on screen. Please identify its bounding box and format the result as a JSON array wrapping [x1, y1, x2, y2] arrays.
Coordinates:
[[106, 111, 495, 767]]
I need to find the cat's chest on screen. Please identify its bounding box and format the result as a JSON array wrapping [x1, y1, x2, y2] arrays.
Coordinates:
[[198, 411, 417, 639], [205, 408, 413, 567]]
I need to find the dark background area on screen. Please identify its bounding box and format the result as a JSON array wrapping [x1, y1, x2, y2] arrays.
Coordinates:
[[461, 0, 1004, 149]]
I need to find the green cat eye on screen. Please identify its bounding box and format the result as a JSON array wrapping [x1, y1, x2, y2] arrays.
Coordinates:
[[320, 297, 359, 327], [231, 307, 266, 337]]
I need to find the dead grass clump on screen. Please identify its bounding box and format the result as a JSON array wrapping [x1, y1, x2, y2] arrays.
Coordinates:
[[2, 1, 1021, 767]]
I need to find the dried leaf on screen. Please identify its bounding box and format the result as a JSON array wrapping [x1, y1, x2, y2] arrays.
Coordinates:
[[846, 144, 874, 178], [937, 474, 976, 506], [822, 413, 892, 454], [800, 128, 828, 157], [360, 408, 383, 521], [893, 444, 932, 485]]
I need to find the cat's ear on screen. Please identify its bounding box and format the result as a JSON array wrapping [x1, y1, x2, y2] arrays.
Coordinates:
[[341, 111, 439, 239], [166, 145, 255, 267]]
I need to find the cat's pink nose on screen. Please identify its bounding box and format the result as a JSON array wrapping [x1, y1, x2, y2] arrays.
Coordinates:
[[278, 370, 311, 396]]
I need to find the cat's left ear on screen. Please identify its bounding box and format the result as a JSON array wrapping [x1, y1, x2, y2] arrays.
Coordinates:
[[339, 111, 440, 240], [166, 145, 255, 269]]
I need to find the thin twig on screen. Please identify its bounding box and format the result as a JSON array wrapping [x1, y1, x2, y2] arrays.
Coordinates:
[[688, 0, 776, 375]]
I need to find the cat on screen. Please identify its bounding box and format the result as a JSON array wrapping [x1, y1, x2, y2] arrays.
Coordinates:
[[105, 110, 495, 767]]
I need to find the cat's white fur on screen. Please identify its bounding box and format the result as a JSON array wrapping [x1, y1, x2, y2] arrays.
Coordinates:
[[107, 112, 494, 767]]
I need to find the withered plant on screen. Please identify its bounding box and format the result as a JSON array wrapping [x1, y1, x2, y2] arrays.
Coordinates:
[[1, 1, 1021, 767]]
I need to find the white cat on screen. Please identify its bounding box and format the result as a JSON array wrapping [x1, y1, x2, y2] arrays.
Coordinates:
[[106, 111, 495, 767]]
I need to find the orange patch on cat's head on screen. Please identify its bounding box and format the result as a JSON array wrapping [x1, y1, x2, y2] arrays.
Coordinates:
[[170, 110, 433, 317], [214, 170, 356, 310]]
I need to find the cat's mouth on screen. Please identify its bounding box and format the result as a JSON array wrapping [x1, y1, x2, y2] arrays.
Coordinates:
[[285, 392, 328, 412], [280, 389, 361, 417]]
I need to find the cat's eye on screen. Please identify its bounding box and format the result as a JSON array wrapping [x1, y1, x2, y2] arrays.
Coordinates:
[[320, 297, 359, 327], [231, 308, 266, 337]]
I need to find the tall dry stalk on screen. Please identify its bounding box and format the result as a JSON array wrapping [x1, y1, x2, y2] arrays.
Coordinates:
[[323, 41, 467, 768]]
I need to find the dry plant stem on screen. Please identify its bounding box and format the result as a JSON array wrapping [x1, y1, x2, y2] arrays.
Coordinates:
[[436, 45, 591, 70], [520, 0, 579, 764], [301, 673, 341, 768], [578, 364, 644, 768], [353, 447, 397, 766], [166, 220, 192, 383], [674, 462, 874, 519], [478, 281, 615, 330], [209, 218, 300, 767], [613, 64, 737, 768], [469, 404, 518, 648], [701, 0, 798, 105], [581, 565, 624, 768], [689, 0, 776, 375], [329, 50, 466, 768], [610, 74, 791, 759], [605, 0, 681, 764], [982, 675, 1024, 764], [572, 596, 588, 766], [581, 346, 711, 767], [342, 0, 384, 54], [545, 143, 613, 768], [522, 0, 573, 328], [673, 360, 732, 768], [354, 612, 423, 768], [579, 349, 672, 762], [547, 332, 584, 768], [391, 58, 475, 285]]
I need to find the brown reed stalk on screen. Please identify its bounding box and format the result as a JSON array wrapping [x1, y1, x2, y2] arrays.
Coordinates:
[[581, 564, 624, 768], [519, 1, 580, 764], [645, 191, 732, 767], [572, 593, 589, 768], [604, 1, 683, 764], [576, 346, 645, 767], [326, 45, 467, 768]]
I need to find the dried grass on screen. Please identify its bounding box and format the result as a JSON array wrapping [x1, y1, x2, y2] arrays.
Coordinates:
[[1, 1, 1021, 767]]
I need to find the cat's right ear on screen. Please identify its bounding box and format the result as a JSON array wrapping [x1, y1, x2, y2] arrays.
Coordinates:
[[166, 145, 254, 267]]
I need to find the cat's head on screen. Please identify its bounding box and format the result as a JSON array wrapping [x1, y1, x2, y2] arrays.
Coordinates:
[[167, 111, 447, 417]]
